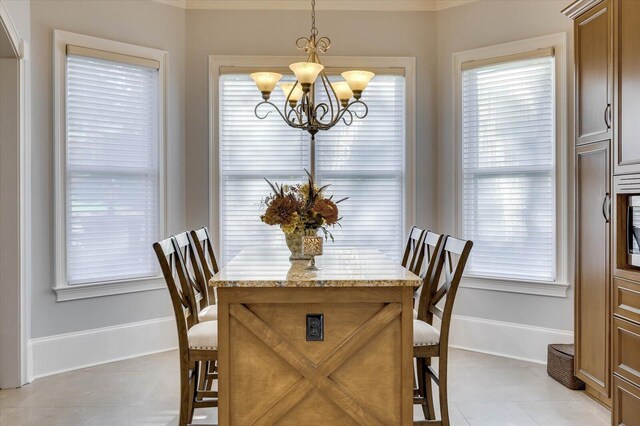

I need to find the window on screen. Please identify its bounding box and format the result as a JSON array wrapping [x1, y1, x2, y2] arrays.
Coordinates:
[[215, 58, 412, 264], [54, 31, 167, 300], [455, 34, 568, 296]]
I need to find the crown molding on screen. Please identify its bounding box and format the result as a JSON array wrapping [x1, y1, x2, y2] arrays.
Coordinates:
[[153, 0, 477, 11]]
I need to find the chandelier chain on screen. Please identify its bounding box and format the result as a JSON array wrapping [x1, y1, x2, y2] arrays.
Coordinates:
[[311, 0, 318, 36]]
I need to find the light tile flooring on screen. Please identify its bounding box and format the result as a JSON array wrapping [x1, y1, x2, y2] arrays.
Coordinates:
[[0, 349, 610, 425]]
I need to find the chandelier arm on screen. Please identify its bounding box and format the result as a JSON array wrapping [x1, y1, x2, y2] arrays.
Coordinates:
[[301, 93, 313, 127], [320, 72, 339, 123], [254, 101, 307, 129], [286, 108, 298, 123], [316, 103, 330, 121], [341, 109, 354, 126], [282, 82, 298, 124], [317, 99, 367, 129], [344, 99, 369, 120]]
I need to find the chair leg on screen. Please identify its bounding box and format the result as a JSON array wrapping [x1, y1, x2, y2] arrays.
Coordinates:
[[188, 362, 198, 424], [438, 354, 449, 426], [179, 363, 192, 426], [205, 360, 217, 390], [424, 358, 437, 421], [197, 361, 208, 396], [415, 357, 427, 418]]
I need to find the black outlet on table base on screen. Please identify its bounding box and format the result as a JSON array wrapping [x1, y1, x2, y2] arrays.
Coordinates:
[[306, 313, 324, 341]]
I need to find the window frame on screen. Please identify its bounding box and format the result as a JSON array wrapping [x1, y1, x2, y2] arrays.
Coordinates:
[[209, 55, 416, 263], [53, 30, 168, 302], [453, 33, 570, 298]]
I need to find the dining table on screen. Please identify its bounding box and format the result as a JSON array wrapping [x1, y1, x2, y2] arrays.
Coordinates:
[[209, 247, 421, 425]]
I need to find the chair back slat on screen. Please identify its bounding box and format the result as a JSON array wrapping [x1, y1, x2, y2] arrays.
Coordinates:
[[415, 232, 445, 321], [401, 226, 426, 275], [173, 232, 210, 311], [190, 227, 220, 304], [153, 237, 199, 357], [423, 236, 473, 347], [428, 305, 444, 320], [191, 228, 220, 280]]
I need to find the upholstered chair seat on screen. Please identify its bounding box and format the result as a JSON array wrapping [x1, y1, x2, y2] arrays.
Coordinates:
[[413, 320, 440, 347], [187, 321, 218, 350]]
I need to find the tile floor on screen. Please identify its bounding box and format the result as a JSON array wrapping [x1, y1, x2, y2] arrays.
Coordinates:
[[0, 348, 610, 425]]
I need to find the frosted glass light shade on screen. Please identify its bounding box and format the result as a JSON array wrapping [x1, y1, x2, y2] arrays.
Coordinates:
[[279, 82, 304, 103], [331, 81, 354, 102], [250, 72, 282, 93], [289, 62, 324, 84], [341, 70, 375, 92]]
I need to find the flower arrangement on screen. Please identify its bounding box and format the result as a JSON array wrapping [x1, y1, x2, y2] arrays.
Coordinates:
[[261, 170, 347, 242]]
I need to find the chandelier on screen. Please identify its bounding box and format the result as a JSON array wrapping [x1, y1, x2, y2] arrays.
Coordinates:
[[249, 0, 374, 145]]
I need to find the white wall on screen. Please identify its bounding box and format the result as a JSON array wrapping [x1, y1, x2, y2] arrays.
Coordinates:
[[436, 0, 575, 331], [29, 0, 185, 338], [184, 9, 439, 234]]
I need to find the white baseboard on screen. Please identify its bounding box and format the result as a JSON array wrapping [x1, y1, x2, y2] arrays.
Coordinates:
[[28, 316, 177, 381], [449, 315, 573, 365], [26, 313, 570, 381]]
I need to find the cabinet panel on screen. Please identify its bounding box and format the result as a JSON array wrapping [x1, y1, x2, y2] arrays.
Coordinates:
[[613, 317, 640, 386], [576, 1, 612, 145], [614, 0, 640, 174], [613, 376, 640, 426], [614, 278, 640, 324], [575, 141, 611, 399]]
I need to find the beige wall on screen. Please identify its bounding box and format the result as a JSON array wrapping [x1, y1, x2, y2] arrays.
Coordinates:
[[29, 0, 185, 338], [25, 0, 576, 339], [436, 0, 575, 330], [184, 9, 439, 234]]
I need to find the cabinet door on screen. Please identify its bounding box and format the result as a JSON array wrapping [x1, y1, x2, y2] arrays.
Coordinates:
[[575, 141, 611, 400], [614, 0, 640, 174], [576, 1, 612, 146], [613, 317, 640, 387], [613, 376, 640, 426]]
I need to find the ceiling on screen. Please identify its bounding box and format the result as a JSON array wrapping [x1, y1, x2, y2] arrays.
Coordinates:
[[153, 0, 478, 11]]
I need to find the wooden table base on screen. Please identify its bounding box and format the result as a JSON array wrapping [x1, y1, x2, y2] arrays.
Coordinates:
[[217, 287, 414, 425]]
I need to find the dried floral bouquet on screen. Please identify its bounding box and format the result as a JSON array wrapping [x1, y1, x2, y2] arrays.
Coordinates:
[[260, 170, 347, 243]]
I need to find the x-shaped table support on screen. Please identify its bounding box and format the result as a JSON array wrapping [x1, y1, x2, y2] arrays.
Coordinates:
[[229, 303, 403, 425]]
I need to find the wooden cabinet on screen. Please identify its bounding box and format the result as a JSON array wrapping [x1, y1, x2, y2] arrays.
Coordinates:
[[567, 0, 640, 417], [575, 1, 612, 145], [613, 0, 640, 174], [613, 376, 640, 426], [575, 141, 612, 402]]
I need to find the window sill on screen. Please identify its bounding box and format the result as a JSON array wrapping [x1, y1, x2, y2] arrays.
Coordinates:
[[53, 276, 166, 302], [460, 276, 570, 298]]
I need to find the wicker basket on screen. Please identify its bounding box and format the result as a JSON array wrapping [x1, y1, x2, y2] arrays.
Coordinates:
[[547, 344, 585, 390]]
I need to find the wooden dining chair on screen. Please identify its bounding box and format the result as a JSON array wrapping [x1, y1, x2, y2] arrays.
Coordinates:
[[413, 236, 473, 426], [402, 226, 427, 275], [153, 237, 218, 426], [173, 232, 217, 322], [190, 227, 220, 305]]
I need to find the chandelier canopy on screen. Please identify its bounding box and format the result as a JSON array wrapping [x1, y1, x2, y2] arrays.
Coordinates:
[[250, 0, 374, 141]]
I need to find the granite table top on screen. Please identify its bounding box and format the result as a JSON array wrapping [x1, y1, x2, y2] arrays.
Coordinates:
[[209, 247, 422, 288]]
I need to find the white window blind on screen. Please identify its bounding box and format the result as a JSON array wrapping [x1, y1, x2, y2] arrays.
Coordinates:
[[219, 73, 405, 264], [65, 53, 160, 285], [461, 55, 556, 282]]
